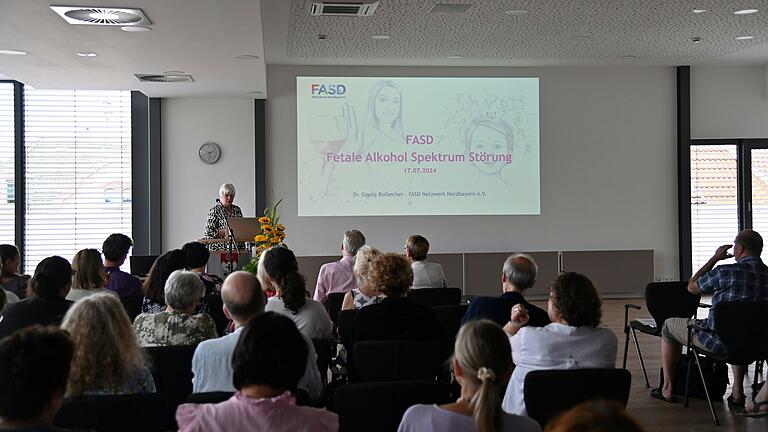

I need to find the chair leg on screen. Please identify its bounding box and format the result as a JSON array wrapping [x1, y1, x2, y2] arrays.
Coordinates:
[[684, 352, 692, 407], [629, 328, 650, 388], [622, 324, 630, 370], [692, 353, 720, 426]]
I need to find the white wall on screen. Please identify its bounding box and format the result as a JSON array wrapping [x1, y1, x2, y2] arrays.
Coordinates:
[[162, 98, 255, 250], [692, 66, 768, 139], [267, 65, 679, 279]]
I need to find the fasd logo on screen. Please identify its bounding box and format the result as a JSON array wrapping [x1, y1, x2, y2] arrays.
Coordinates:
[[311, 83, 347, 96]]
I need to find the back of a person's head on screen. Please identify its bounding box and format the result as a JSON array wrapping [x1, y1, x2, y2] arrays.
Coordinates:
[[0, 326, 74, 422], [72, 248, 105, 290], [182, 241, 211, 270], [545, 400, 644, 432], [354, 245, 381, 281], [502, 253, 538, 291], [232, 311, 308, 391], [736, 229, 763, 257], [61, 292, 143, 395], [406, 235, 430, 261], [550, 272, 602, 328], [368, 253, 413, 297], [454, 320, 513, 432], [0, 244, 19, 270], [258, 246, 306, 313], [102, 233, 133, 262], [143, 249, 186, 304], [164, 269, 205, 310], [343, 229, 366, 256], [222, 271, 266, 322], [28, 256, 72, 299]]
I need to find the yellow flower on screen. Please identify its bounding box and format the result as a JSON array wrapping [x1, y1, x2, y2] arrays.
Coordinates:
[[258, 216, 271, 224], [257, 244, 268, 252], [262, 225, 274, 233], [254, 235, 268, 242], [276, 224, 285, 231], [270, 237, 281, 244]]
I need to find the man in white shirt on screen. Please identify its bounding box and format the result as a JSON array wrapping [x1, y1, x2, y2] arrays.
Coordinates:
[[405, 235, 447, 289], [313, 230, 366, 303], [191, 271, 323, 401]]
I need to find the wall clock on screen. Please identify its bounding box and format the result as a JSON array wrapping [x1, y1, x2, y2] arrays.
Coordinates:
[[198, 142, 221, 164]]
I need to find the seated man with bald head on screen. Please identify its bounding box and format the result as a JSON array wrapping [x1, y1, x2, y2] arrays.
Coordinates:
[[460, 253, 550, 328], [191, 271, 322, 401]]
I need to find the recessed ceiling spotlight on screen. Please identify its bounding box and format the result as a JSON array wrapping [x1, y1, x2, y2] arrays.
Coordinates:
[[121, 25, 151, 32], [504, 9, 528, 15], [318, 34, 329, 40], [572, 35, 591, 40], [234, 54, 260, 60], [76, 51, 98, 57], [371, 35, 391, 40], [0, 49, 28, 56], [736, 35, 755, 40], [692, 9, 709, 14], [447, 55, 464, 59], [620, 55, 637, 59], [734, 9, 759, 15], [691, 36, 702, 43], [247, 90, 263, 95]]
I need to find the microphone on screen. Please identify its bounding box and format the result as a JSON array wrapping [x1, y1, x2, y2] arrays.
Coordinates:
[[215, 198, 222, 206]]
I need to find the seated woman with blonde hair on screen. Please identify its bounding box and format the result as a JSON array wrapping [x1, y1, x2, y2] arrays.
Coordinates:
[[66, 248, 117, 302], [398, 320, 541, 432], [61, 292, 155, 395], [341, 245, 384, 310]]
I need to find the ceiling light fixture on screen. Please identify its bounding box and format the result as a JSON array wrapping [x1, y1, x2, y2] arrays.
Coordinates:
[[734, 9, 759, 15], [76, 51, 98, 57], [692, 9, 709, 14], [504, 9, 528, 15], [620, 55, 637, 59], [447, 55, 464, 59], [235, 54, 260, 60], [89, 11, 119, 20], [371, 35, 391, 40], [121, 25, 151, 32], [572, 35, 591, 40], [691, 36, 702, 43], [736, 35, 755, 40], [0, 49, 28, 56]]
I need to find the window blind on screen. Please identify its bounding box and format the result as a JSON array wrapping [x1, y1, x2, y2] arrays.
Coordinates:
[[0, 83, 14, 246], [750, 148, 768, 236], [23, 89, 131, 273]]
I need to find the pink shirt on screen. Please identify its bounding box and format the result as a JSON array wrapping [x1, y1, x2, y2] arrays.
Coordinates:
[[176, 391, 338, 432], [313, 256, 356, 303]]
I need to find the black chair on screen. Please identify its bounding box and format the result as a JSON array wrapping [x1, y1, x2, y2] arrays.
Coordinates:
[[144, 345, 197, 423], [336, 309, 357, 344], [352, 340, 445, 382], [326, 292, 347, 326], [186, 391, 234, 404], [130, 254, 159, 276], [684, 300, 768, 426], [407, 287, 462, 307], [313, 337, 333, 385], [120, 295, 144, 322], [523, 368, 632, 428], [432, 304, 468, 352], [332, 380, 452, 432], [622, 281, 701, 387], [54, 393, 170, 432]]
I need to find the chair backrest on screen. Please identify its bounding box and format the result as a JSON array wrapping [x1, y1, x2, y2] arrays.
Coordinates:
[[333, 380, 452, 432], [523, 368, 631, 428], [337, 309, 357, 343], [432, 304, 468, 352], [120, 295, 144, 322], [712, 300, 768, 364], [407, 287, 462, 307], [353, 340, 445, 382], [130, 255, 159, 276], [645, 281, 701, 328], [186, 391, 234, 404], [326, 292, 347, 325], [144, 345, 196, 413], [54, 393, 170, 432], [313, 338, 333, 384]]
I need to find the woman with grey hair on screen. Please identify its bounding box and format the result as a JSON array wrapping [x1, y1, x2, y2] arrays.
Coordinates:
[[133, 270, 217, 347], [204, 183, 243, 251]]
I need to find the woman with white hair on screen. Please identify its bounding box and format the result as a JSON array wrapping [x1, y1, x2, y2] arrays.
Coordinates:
[[341, 245, 384, 310], [204, 183, 243, 251], [133, 270, 217, 347]]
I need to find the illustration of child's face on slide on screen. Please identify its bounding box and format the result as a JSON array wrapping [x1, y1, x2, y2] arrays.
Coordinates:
[[469, 125, 509, 175], [374, 86, 401, 127]]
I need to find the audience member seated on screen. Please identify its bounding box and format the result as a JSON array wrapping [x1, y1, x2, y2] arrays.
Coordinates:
[[502, 272, 617, 415], [737, 379, 768, 417], [66, 248, 118, 302], [191, 271, 322, 401], [141, 249, 186, 314], [0, 326, 74, 432], [102, 233, 144, 298], [313, 229, 366, 304], [405, 235, 447, 289], [0, 256, 74, 339], [262, 247, 333, 339], [177, 312, 338, 432], [346, 253, 444, 366], [461, 253, 549, 328], [544, 400, 645, 432], [342, 245, 384, 310], [134, 270, 217, 347], [654, 229, 768, 405], [0, 244, 31, 299], [62, 292, 155, 395], [0, 257, 20, 311], [398, 320, 541, 432], [182, 241, 225, 319]]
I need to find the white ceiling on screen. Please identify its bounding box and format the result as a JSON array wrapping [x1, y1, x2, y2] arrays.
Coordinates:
[[0, 0, 267, 98]]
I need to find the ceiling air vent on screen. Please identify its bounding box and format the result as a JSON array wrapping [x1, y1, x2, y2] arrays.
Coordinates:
[[50, 6, 152, 26], [309, 1, 380, 16], [135, 74, 194, 83]]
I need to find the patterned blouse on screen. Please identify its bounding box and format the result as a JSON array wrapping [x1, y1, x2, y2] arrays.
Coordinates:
[[204, 204, 243, 251], [133, 310, 218, 347], [350, 288, 385, 309]]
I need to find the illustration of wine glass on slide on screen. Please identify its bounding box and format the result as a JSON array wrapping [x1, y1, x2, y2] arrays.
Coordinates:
[[303, 104, 359, 201]]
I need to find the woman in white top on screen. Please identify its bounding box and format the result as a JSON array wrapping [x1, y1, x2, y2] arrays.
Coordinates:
[[341, 245, 384, 310], [260, 247, 333, 339], [501, 272, 618, 416], [399, 320, 541, 432], [66, 249, 118, 302]]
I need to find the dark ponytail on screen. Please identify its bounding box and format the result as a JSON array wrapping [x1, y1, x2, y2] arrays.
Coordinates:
[[259, 247, 306, 314]]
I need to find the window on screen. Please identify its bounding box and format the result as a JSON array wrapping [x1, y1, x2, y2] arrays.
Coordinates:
[[0, 83, 14, 245], [23, 90, 131, 273]]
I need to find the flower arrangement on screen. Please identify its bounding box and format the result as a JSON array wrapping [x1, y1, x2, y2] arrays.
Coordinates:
[[243, 198, 286, 274]]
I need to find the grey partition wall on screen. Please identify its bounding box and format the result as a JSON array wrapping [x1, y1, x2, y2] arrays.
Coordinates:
[[297, 255, 338, 297], [464, 252, 559, 298], [428, 253, 465, 291], [561, 250, 654, 297]]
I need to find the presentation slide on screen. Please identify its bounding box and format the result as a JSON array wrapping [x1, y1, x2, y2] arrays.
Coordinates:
[[297, 77, 540, 216]]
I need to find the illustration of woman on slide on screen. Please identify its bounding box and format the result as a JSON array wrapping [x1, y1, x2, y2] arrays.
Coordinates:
[[464, 116, 514, 178], [362, 80, 405, 151]]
